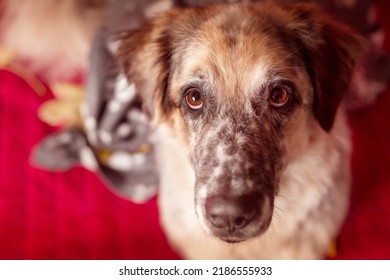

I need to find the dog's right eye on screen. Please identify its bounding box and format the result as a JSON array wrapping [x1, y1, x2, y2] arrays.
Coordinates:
[[185, 88, 204, 110], [269, 86, 290, 108]]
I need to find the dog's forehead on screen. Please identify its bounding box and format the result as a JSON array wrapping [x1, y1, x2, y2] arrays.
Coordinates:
[[170, 6, 303, 101]]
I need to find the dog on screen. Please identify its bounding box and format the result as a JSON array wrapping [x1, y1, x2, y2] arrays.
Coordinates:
[[2, 0, 363, 259], [116, 2, 362, 259]]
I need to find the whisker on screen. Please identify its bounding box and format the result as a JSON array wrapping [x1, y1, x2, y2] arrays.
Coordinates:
[[274, 205, 286, 217]]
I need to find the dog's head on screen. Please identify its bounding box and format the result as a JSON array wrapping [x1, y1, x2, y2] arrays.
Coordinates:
[[117, 3, 362, 243]]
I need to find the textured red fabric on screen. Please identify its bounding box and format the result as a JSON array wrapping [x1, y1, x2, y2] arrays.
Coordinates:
[[0, 71, 178, 259], [333, 0, 390, 259], [0, 0, 390, 260]]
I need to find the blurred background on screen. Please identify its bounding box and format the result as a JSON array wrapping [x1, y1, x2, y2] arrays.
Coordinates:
[[0, 0, 389, 259]]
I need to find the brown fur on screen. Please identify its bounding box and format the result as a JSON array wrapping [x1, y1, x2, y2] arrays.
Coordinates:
[[118, 3, 362, 130]]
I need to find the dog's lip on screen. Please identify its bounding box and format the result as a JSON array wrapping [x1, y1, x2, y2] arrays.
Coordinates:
[[216, 230, 263, 244], [208, 215, 273, 244], [212, 230, 253, 244], [219, 237, 246, 244]]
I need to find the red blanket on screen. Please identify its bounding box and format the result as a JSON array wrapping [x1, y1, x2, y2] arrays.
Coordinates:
[[0, 1, 390, 259]]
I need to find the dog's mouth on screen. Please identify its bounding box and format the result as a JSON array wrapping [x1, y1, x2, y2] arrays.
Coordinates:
[[220, 237, 245, 244], [198, 191, 274, 243]]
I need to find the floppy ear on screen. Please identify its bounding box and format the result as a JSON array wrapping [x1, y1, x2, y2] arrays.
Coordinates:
[[284, 4, 363, 131], [115, 15, 174, 123]]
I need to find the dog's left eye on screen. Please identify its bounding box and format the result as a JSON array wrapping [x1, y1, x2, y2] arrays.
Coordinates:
[[185, 88, 204, 110], [269, 86, 290, 108]]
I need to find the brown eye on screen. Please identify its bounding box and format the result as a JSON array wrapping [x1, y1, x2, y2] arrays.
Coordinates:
[[269, 86, 289, 108], [185, 88, 203, 110]]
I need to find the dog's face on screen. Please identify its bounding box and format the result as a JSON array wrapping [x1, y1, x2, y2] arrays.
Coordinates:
[[118, 3, 361, 243]]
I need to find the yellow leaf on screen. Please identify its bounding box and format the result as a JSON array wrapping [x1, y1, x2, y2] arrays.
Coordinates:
[[50, 82, 85, 103], [38, 100, 82, 127], [38, 82, 85, 127]]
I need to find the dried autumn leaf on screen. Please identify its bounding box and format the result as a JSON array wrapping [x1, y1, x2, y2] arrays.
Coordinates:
[[38, 82, 85, 127], [51, 82, 84, 103], [38, 100, 83, 127]]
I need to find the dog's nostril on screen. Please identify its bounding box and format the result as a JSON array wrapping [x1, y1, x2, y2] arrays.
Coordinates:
[[234, 217, 248, 229], [209, 215, 226, 228], [207, 215, 254, 230], [205, 194, 259, 232]]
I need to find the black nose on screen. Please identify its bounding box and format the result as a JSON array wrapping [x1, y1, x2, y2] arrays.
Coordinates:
[[205, 193, 259, 233]]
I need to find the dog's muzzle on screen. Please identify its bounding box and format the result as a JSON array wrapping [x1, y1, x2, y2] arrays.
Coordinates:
[[193, 145, 275, 243], [192, 115, 277, 242]]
